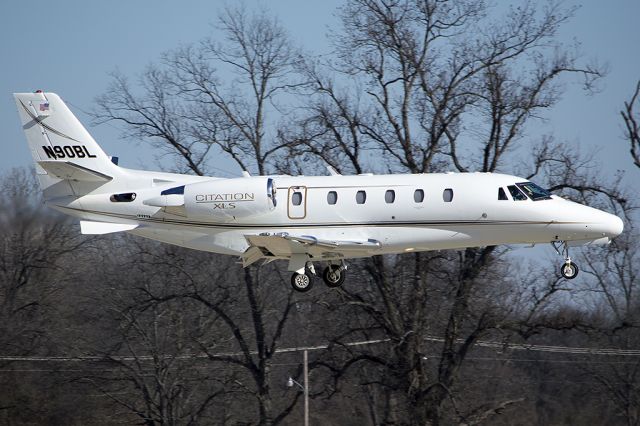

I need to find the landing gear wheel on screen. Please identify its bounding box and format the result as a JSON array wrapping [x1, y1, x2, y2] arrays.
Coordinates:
[[323, 266, 346, 288], [291, 272, 314, 292], [561, 261, 579, 280]]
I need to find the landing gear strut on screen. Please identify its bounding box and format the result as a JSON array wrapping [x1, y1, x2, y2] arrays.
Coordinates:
[[552, 241, 579, 280]]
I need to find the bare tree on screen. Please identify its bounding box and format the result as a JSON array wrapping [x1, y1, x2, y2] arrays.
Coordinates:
[[81, 3, 632, 426], [96, 70, 213, 176], [289, 2, 608, 424], [0, 169, 91, 421], [278, 62, 371, 175], [84, 237, 307, 425], [622, 80, 640, 169], [79, 240, 236, 425], [95, 6, 301, 176], [577, 225, 640, 426], [286, 0, 602, 176], [0, 169, 87, 358]]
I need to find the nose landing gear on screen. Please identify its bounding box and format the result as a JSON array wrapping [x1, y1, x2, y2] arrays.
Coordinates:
[[561, 261, 579, 280], [552, 241, 579, 280]]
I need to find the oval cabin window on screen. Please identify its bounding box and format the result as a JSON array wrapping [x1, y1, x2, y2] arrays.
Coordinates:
[[442, 188, 453, 202], [356, 190, 367, 204], [327, 191, 338, 205], [385, 190, 395, 204], [292, 191, 303, 206], [414, 189, 424, 203]]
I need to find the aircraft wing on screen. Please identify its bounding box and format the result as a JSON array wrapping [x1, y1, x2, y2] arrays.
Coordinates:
[[242, 233, 382, 268]]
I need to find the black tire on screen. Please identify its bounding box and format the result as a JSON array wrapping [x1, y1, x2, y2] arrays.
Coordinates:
[[291, 272, 314, 292], [560, 261, 579, 280], [322, 266, 346, 288]]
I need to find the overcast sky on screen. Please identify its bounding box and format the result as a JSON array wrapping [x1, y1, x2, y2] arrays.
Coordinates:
[[1, 0, 639, 181]]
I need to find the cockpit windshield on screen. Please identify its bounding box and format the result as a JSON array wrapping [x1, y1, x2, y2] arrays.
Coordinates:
[[516, 182, 552, 201]]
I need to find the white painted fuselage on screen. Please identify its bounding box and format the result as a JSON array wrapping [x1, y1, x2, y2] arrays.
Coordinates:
[[13, 91, 624, 284], [55, 170, 623, 259]]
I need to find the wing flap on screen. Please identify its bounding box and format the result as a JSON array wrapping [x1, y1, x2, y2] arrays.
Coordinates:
[[283, 234, 381, 251], [242, 233, 382, 266]]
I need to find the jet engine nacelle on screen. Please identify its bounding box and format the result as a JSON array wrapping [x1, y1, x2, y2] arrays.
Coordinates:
[[184, 177, 277, 222]]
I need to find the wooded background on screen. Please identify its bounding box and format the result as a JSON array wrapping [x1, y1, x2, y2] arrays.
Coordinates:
[[1, 1, 639, 424]]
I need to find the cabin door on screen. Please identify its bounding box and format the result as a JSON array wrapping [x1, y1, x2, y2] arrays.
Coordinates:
[[287, 186, 307, 219]]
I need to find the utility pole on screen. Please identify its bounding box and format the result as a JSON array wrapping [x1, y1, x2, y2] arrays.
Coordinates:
[[287, 349, 310, 425], [303, 349, 309, 426]]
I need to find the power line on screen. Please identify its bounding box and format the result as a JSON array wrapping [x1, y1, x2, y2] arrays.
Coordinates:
[[1, 336, 639, 364]]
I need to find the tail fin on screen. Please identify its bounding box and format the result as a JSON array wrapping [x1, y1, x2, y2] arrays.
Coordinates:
[[14, 91, 122, 197]]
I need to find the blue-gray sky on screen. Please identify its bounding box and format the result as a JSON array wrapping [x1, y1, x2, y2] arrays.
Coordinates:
[[1, 0, 639, 180]]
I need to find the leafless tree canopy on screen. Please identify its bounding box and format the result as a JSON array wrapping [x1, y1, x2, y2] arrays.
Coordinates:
[[3, 2, 638, 425], [622, 80, 640, 169]]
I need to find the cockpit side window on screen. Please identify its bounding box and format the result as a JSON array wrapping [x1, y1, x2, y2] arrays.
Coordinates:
[[516, 182, 552, 201], [498, 187, 508, 200], [507, 185, 527, 201]]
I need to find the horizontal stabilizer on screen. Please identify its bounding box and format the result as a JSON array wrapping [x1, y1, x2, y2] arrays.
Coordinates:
[[80, 221, 138, 235], [38, 161, 112, 182]]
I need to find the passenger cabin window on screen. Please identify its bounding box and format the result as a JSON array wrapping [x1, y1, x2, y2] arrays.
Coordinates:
[[414, 189, 424, 203], [498, 187, 508, 200], [508, 185, 527, 201], [327, 191, 338, 205], [292, 191, 303, 206], [356, 190, 367, 204], [442, 188, 454, 202], [110, 193, 136, 202], [385, 190, 395, 204]]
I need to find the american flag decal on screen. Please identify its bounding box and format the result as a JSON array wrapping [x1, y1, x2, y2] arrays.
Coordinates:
[[39, 102, 49, 111]]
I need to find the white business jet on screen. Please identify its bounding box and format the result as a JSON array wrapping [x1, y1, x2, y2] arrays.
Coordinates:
[[14, 91, 624, 292]]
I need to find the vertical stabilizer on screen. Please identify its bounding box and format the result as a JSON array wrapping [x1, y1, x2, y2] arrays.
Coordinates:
[[13, 91, 122, 197]]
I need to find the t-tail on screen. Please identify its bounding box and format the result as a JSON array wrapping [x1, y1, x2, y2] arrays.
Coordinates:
[[13, 91, 123, 200]]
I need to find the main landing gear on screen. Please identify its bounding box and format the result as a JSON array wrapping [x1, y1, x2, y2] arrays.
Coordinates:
[[552, 241, 579, 280], [290, 261, 347, 292], [291, 271, 314, 292], [322, 264, 346, 288]]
